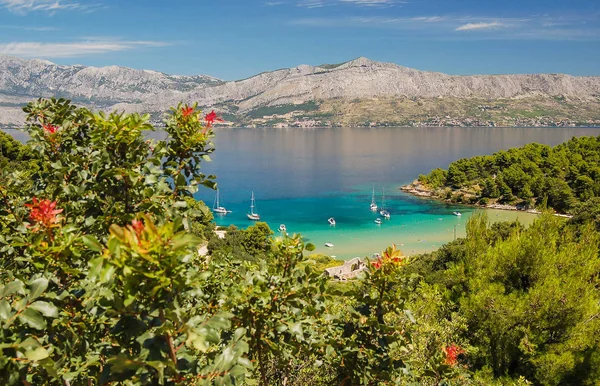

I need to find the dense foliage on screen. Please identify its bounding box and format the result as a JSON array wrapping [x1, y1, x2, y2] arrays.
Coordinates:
[[418, 137, 600, 213], [408, 214, 600, 385], [0, 99, 463, 385]]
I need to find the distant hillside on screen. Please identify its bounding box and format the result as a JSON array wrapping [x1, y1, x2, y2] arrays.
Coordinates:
[[1, 55, 600, 128]]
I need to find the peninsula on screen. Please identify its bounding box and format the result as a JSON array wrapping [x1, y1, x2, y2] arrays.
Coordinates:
[[401, 135, 600, 216]]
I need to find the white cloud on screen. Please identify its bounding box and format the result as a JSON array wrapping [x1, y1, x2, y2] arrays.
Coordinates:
[[0, 39, 170, 58], [456, 22, 506, 31], [0, 0, 98, 14], [297, 0, 402, 8], [411, 16, 444, 22], [290, 14, 600, 40]]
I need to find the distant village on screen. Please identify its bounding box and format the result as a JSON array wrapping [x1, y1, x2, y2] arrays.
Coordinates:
[[238, 110, 600, 129]]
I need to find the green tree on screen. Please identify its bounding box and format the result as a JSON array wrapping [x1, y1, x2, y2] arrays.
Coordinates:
[[447, 164, 468, 189]]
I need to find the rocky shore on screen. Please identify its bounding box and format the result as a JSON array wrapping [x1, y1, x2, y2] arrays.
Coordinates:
[[400, 181, 571, 218]]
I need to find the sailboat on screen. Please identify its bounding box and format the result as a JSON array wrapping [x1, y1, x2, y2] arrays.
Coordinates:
[[213, 189, 228, 214], [247, 191, 260, 221], [370, 185, 378, 211], [379, 188, 391, 219]]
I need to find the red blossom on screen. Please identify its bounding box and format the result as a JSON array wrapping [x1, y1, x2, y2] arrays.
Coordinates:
[[131, 219, 145, 236], [443, 344, 465, 366], [371, 258, 383, 270], [42, 124, 59, 134], [181, 106, 195, 117], [25, 198, 63, 229], [204, 110, 224, 128]]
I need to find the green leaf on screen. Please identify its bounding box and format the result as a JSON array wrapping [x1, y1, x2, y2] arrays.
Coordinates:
[[0, 300, 11, 320], [82, 235, 103, 252], [305, 243, 316, 252], [145, 174, 158, 184], [30, 301, 59, 318], [1, 279, 24, 297], [18, 308, 46, 330], [404, 309, 416, 323], [24, 347, 49, 361], [29, 278, 48, 300], [84, 216, 96, 227], [289, 322, 305, 341], [171, 233, 201, 250]]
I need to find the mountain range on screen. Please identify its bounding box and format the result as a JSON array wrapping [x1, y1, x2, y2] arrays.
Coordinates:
[[1, 55, 600, 128]]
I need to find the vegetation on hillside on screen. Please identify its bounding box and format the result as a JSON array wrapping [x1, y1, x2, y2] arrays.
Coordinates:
[[236, 96, 600, 128], [1, 99, 600, 385], [417, 136, 600, 213], [406, 214, 600, 385]]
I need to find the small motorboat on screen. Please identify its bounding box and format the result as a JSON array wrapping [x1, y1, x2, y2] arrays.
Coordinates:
[[374, 218, 382, 225], [380, 210, 391, 219], [453, 211, 462, 216], [279, 224, 287, 233], [325, 242, 334, 248], [328, 217, 336, 226]]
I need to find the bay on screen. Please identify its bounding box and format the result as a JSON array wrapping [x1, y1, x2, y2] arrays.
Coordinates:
[[195, 126, 600, 259]]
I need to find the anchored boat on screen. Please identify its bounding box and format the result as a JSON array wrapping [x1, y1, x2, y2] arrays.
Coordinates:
[[213, 189, 228, 214], [247, 191, 260, 221]]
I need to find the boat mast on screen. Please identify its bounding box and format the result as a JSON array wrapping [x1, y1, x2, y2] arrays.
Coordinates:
[[216, 189, 220, 208], [371, 185, 376, 205], [250, 191, 255, 215]]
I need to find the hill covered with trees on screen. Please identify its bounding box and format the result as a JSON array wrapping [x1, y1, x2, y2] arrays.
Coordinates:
[[409, 135, 600, 215], [1, 100, 600, 385]]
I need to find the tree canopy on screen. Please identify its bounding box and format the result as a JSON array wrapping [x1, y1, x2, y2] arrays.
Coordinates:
[[418, 137, 600, 213]]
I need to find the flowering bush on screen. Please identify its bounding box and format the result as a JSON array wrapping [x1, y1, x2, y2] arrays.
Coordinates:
[[0, 98, 467, 385]]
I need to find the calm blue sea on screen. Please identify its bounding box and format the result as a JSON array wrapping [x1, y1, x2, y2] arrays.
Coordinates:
[[193, 126, 600, 258]]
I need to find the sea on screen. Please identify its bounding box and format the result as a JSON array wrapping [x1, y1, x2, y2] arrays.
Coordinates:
[[193, 126, 600, 259], [5, 126, 600, 259]]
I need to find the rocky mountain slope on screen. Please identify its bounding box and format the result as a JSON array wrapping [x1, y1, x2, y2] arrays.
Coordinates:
[[1, 55, 599, 128]]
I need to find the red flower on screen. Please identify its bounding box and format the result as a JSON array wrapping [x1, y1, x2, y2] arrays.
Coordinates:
[[25, 198, 63, 229], [42, 124, 58, 134], [204, 110, 224, 128], [443, 344, 465, 366], [131, 219, 144, 236], [181, 106, 195, 117], [371, 258, 383, 270]]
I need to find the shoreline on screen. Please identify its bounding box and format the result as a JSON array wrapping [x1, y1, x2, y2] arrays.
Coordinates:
[[400, 181, 573, 219]]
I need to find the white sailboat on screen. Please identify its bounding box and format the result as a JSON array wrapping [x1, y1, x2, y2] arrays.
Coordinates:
[[247, 191, 260, 221], [370, 185, 378, 211], [213, 189, 228, 214], [379, 188, 391, 219]]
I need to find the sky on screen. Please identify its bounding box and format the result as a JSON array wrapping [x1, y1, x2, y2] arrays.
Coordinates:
[[0, 0, 599, 80]]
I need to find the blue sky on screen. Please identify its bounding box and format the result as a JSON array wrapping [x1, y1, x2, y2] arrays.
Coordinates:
[[1, 0, 599, 80]]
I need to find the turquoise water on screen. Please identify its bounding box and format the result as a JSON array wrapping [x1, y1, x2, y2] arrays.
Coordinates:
[[193, 126, 600, 259], [210, 187, 539, 258]]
